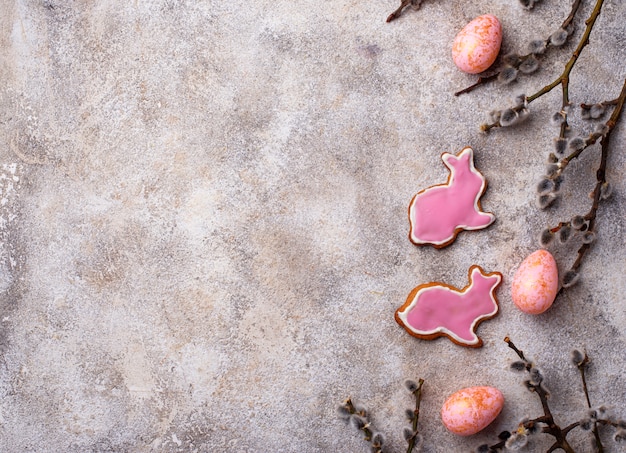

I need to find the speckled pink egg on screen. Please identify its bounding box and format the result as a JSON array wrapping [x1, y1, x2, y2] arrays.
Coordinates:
[[441, 386, 504, 436], [452, 14, 502, 74], [512, 249, 558, 314]]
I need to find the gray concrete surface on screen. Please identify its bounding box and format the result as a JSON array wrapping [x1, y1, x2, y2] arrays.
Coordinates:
[[1, 0, 625, 452]]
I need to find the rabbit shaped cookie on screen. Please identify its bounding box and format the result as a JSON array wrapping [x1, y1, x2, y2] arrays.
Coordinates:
[[409, 147, 494, 248], [395, 265, 502, 348]]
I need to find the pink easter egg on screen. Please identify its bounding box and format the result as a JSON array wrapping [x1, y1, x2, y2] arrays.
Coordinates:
[[441, 386, 504, 436], [452, 14, 502, 74], [512, 249, 559, 314]]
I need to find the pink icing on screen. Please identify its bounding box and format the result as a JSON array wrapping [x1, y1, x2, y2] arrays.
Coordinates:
[[396, 266, 501, 346], [409, 147, 494, 247]]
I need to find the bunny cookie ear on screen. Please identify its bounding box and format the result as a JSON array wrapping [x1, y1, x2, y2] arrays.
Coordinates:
[[441, 151, 457, 170], [469, 265, 502, 291], [443, 147, 472, 170]]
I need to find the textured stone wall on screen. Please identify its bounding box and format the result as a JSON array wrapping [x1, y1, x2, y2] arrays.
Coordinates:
[[0, 1, 625, 451]]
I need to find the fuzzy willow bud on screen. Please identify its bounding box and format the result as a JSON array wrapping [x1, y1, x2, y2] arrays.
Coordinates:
[[562, 270, 580, 288], [536, 179, 555, 195], [500, 108, 519, 127], [498, 67, 518, 85], [558, 225, 572, 243], [528, 39, 547, 54], [551, 111, 566, 126], [537, 192, 558, 209], [568, 137, 585, 151], [404, 380, 418, 393], [550, 28, 568, 46], [539, 228, 554, 247], [371, 432, 385, 448], [590, 103, 606, 119], [600, 182, 612, 200], [503, 53, 521, 66], [519, 55, 539, 74], [554, 137, 567, 155], [571, 215, 586, 230], [571, 349, 585, 366]]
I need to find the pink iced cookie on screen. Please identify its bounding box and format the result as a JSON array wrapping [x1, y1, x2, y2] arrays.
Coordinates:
[[395, 266, 502, 348], [409, 147, 495, 248]]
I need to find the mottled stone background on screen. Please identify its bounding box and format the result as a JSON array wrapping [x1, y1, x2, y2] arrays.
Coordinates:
[[1, 1, 625, 452]]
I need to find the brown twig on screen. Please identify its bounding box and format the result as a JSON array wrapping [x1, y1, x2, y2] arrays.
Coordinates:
[[386, 0, 420, 23], [406, 378, 424, 453], [526, 0, 604, 104], [574, 350, 604, 452], [580, 98, 619, 110], [558, 78, 626, 290], [503, 337, 578, 453], [481, 0, 603, 131], [454, 74, 499, 97], [456, 0, 583, 97]]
